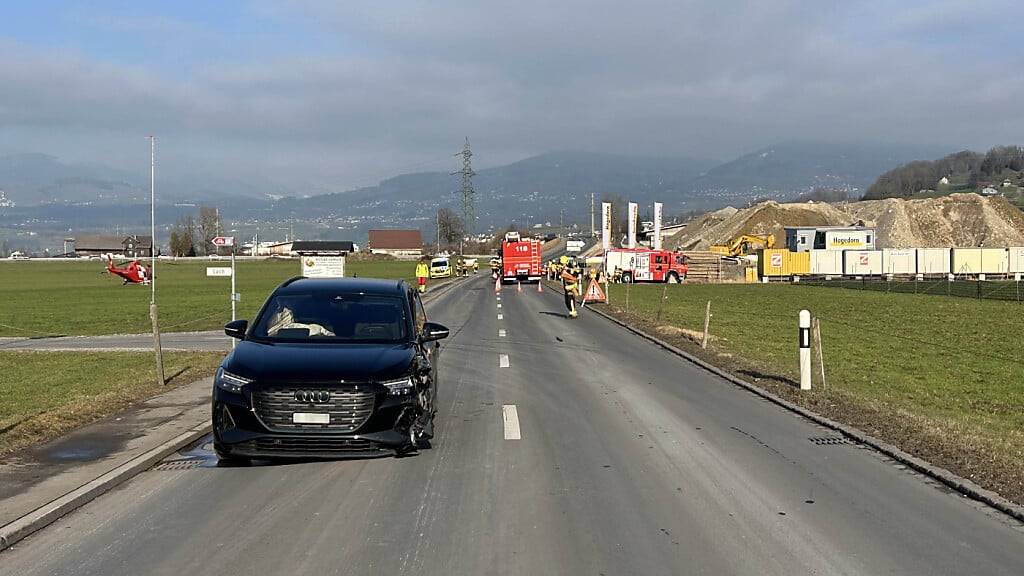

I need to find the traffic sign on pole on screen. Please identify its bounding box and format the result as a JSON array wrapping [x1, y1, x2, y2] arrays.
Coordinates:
[[212, 236, 235, 247]]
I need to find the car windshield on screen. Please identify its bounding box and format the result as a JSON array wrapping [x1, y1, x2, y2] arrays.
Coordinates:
[[431, 261, 447, 268], [251, 292, 408, 343]]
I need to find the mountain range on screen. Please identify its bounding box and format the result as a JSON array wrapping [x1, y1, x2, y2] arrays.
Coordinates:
[[0, 141, 952, 248]]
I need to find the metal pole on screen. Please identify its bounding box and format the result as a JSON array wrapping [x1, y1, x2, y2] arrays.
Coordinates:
[[148, 136, 165, 385], [799, 309, 811, 390], [230, 246, 237, 349], [701, 300, 711, 349]]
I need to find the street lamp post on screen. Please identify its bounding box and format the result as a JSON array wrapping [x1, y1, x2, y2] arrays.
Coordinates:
[[149, 136, 165, 385]]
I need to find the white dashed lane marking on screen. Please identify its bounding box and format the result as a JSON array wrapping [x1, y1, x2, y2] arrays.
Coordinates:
[[498, 314, 503, 320], [499, 329, 506, 338], [499, 354, 510, 368], [502, 405, 521, 440]]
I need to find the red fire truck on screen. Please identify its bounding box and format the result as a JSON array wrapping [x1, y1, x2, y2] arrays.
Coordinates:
[[501, 231, 542, 283], [604, 248, 689, 283]]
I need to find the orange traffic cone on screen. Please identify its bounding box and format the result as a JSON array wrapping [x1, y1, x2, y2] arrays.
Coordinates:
[[537, 280, 543, 293]]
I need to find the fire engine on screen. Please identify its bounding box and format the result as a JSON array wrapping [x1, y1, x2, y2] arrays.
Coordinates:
[[501, 231, 542, 282], [604, 248, 689, 283]]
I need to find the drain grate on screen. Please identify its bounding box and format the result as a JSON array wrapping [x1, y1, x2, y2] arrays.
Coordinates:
[[153, 458, 205, 471], [808, 436, 848, 446]]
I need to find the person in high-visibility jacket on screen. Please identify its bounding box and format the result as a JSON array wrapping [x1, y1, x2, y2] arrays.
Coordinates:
[[559, 256, 581, 318], [415, 259, 429, 293]]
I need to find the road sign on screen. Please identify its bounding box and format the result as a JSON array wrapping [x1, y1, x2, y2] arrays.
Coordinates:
[[206, 267, 232, 277], [582, 278, 607, 303], [302, 255, 346, 278], [211, 236, 235, 247]]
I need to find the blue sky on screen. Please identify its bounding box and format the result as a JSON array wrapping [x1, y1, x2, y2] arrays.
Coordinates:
[[1, 1, 1022, 191]]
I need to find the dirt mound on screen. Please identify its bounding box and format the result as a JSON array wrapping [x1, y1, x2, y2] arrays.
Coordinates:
[[669, 194, 1024, 249]]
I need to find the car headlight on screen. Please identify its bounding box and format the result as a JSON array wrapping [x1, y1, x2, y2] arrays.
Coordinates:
[[216, 367, 252, 393], [381, 376, 414, 396]]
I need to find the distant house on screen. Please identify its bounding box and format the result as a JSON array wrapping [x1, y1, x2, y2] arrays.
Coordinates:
[[74, 234, 154, 257], [938, 176, 950, 185], [74, 235, 124, 257], [981, 186, 999, 196], [122, 234, 153, 258], [367, 229, 423, 257], [1003, 179, 1013, 188]]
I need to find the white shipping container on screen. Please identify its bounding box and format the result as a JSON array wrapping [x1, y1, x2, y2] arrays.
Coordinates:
[[882, 249, 917, 275], [952, 248, 1009, 275], [843, 250, 883, 276], [916, 248, 951, 275], [1008, 247, 1024, 273], [810, 250, 843, 275]]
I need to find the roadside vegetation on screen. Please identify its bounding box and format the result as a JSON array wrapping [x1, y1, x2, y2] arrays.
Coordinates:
[[0, 258, 428, 337], [598, 282, 1024, 503], [0, 350, 224, 455]]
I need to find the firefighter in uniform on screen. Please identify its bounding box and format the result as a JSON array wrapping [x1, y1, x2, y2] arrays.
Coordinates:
[[415, 258, 429, 293], [559, 255, 581, 318]]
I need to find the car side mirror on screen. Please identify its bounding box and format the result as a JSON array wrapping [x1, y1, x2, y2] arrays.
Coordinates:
[[224, 319, 248, 340], [421, 321, 449, 342]]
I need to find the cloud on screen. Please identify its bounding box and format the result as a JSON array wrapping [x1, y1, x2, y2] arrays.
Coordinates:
[[1, 1, 1023, 189]]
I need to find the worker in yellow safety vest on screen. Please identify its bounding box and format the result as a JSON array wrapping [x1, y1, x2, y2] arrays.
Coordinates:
[[559, 255, 581, 318], [415, 259, 429, 293]]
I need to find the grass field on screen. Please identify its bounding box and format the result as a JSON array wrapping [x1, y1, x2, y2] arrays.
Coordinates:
[[0, 350, 224, 455], [0, 259, 439, 337], [602, 282, 1024, 502]]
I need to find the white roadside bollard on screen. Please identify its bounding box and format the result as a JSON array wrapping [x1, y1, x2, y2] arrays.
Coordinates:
[[799, 309, 811, 390]]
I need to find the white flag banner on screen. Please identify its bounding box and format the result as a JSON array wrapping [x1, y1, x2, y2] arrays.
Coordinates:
[[653, 202, 663, 250], [627, 202, 638, 249], [601, 202, 612, 251]]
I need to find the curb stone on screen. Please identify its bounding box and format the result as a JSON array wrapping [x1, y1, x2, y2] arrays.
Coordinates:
[[584, 300, 1024, 525], [0, 273, 474, 553]]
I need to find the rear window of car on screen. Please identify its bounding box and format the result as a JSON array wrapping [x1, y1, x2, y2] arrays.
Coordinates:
[[251, 292, 409, 343]]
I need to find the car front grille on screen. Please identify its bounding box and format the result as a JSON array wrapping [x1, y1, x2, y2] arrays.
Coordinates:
[[239, 437, 386, 454], [252, 386, 376, 433]]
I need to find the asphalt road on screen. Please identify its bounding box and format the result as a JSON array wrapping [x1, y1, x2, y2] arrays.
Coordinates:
[[2, 275, 1023, 575]]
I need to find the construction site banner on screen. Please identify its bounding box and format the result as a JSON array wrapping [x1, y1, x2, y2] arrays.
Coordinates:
[[601, 202, 612, 252], [627, 202, 638, 249], [653, 202, 663, 250]]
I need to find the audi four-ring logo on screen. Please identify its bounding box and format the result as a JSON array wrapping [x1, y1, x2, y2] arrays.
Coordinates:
[[294, 390, 331, 403]]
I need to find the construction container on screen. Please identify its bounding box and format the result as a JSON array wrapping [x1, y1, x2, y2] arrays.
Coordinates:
[[843, 250, 883, 276], [882, 249, 917, 275], [951, 248, 1009, 275], [916, 248, 951, 275], [1008, 247, 1024, 273], [757, 249, 810, 277], [809, 250, 843, 275]]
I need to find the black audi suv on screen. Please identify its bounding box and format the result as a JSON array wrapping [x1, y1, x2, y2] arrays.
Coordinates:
[[211, 277, 449, 461]]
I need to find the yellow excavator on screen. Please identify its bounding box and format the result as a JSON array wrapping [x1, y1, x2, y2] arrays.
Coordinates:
[[710, 234, 776, 258]]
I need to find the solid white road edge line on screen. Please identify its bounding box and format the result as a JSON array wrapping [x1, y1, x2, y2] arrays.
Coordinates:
[[502, 405, 521, 440], [499, 354, 510, 368]]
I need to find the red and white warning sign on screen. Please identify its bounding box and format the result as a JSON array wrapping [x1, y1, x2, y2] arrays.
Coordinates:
[[583, 278, 607, 303], [859, 253, 869, 266], [770, 253, 783, 268], [212, 236, 235, 247]]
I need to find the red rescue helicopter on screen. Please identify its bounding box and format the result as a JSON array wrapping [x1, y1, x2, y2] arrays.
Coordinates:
[[104, 253, 152, 285]]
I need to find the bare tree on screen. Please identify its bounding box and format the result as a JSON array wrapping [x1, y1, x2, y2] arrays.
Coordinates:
[[169, 215, 196, 256], [437, 208, 464, 250], [198, 207, 220, 255]]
